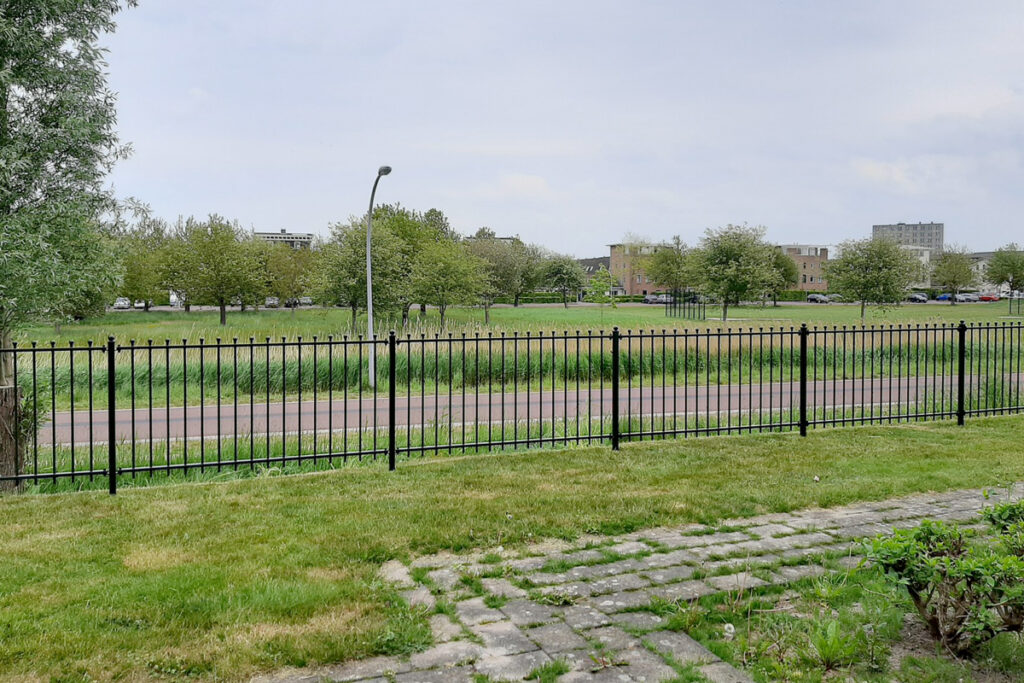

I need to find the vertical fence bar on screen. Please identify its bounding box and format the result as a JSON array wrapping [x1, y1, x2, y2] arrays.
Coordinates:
[[799, 324, 808, 437], [388, 331, 397, 471], [106, 336, 117, 495], [611, 327, 620, 450], [957, 320, 967, 425]]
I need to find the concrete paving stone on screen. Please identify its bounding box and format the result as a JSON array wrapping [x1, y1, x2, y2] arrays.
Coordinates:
[[402, 587, 436, 610], [759, 531, 835, 551], [650, 580, 716, 602], [324, 655, 413, 681], [610, 611, 667, 631], [410, 552, 477, 569], [555, 648, 607, 673], [604, 541, 652, 556], [409, 642, 485, 670], [563, 605, 612, 629], [705, 572, 767, 593], [584, 625, 644, 651], [455, 597, 504, 626], [426, 569, 460, 591], [588, 589, 654, 613], [834, 556, 863, 570], [702, 557, 765, 573], [781, 516, 834, 531], [429, 614, 462, 643], [586, 573, 651, 595], [616, 645, 680, 681], [672, 531, 751, 549], [559, 549, 607, 565], [777, 545, 834, 561], [473, 650, 551, 682], [504, 556, 548, 572], [745, 523, 797, 538], [699, 662, 755, 682], [395, 669, 474, 683], [480, 578, 527, 599], [827, 523, 890, 540], [644, 564, 696, 584], [771, 565, 826, 584], [500, 599, 558, 626], [638, 549, 699, 568], [717, 539, 775, 556], [566, 559, 646, 580], [644, 631, 720, 665], [525, 622, 590, 653], [539, 581, 593, 599], [379, 560, 415, 588], [525, 571, 571, 586], [689, 544, 742, 561], [470, 621, 538, 656]]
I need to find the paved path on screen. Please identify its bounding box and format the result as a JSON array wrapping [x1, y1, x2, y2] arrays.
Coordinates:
[[253, 484, 1023, 683], [43, 375, 968, 446]]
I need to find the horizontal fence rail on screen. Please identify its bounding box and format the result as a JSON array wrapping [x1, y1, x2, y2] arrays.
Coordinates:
[[0, 321, 1022, 493]]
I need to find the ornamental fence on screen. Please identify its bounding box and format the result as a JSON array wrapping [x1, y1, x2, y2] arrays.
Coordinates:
[[0, 321, 1022, 493]]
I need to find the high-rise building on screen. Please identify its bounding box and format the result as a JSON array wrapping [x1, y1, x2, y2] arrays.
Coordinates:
[[254, 229, 314, 249], [872, 222, 944, 254]]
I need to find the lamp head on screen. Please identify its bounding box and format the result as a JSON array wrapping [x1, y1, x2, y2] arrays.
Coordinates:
[[378, 166, 392, 176]]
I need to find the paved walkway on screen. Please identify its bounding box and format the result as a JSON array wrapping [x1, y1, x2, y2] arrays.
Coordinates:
[[254, 484, 1023, 683]]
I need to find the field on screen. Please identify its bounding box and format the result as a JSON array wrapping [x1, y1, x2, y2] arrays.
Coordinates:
[[1, 415, 1023, 680], [12, 301, 1022, 348]]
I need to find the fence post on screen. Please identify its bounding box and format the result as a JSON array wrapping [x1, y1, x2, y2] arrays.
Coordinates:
[[956, 321, 967, 426], [611, 327, 620, 450], [388, 331, 397, 471], [798, 324, 808, 437], [106, 336, 117, 495]]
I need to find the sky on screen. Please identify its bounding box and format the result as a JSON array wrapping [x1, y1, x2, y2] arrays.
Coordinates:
[[101, 1, 1024, 257]]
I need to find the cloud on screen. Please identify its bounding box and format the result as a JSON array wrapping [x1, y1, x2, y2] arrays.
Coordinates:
[[470, 174, 557, 201]]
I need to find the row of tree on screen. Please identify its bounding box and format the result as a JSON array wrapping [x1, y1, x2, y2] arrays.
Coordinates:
[[114, 206, 591, 328], [629, 226, 1024, 320]]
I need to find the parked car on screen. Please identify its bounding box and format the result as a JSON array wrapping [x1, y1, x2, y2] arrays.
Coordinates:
[[264, 297, 280, 308], [806, 293, 829, 303], [954, 293, 973, 303], [113, 297, 131, 309], [979, 293, 1001, 302], [962, 293, 980, 302], [298, 296, 313, 306], [907, 293, 928, 303], [642, 294, 660, 304], [133, 300, 147, 309], [936, 293, 952, 301], [828, 293, 845, 302], [654, 294, 674, 304]]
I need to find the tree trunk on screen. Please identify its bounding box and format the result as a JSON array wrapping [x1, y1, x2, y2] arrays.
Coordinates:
[[144, 301, 151, 312], [184, 302, 191, 313], [0, 329, 12, 386], [420, 304, 427, 318], [351, 306, 358, 334], [0, 386, 23, 493], [484, 303, 491, 325], [401, 305, 409, 329], [514, 294, 520, 307], [722, 302, 728, 322], [562, 292, 568, 308], [860, 300, 866, 322], [54, 320, 61, 336], [219, 302, 227, 326], [439, 305, 447, 330]]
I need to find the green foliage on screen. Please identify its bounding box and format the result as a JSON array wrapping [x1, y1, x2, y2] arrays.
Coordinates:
[[986, 244, 1024, 293], [525, 659, 570, 683], [691, 225, 778, 320], [584, 265, 619, 312], [410, 240, 485, 329], [866, 519, 1024, 655], [980, 500, 1024, 532], [644, 236, 695, 291], [931, 246, 978, 301], [542, 256, 586, 308], [804, 620, 858, 670], [825, 238, 923, 320], [768, 250, 800, 302]]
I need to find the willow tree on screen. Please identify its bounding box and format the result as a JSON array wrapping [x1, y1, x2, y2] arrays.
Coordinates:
[[1, 0, 134, 383]]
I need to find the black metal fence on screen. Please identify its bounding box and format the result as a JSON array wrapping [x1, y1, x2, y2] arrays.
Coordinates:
[[665, 291, 707, 320], [1, 321, 1022, 493], [1012, 297, 1023, 317]]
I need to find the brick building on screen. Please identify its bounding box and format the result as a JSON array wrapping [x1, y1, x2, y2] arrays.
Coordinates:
[[608, 243, 669, 297], [779, 244, 830, 292]]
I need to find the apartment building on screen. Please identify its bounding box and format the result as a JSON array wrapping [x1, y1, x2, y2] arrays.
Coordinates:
[[779, 244, 830, 292]]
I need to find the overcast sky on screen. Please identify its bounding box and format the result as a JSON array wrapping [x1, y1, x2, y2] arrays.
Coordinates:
[[102, 1, 1024, 257]]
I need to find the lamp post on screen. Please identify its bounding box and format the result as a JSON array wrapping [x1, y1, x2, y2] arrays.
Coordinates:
[[366, 165, 391, 387]]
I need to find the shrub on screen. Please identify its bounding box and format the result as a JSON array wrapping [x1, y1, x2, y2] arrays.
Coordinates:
[[866, 520, 1024, 656], [981, 500, 1024, 532]]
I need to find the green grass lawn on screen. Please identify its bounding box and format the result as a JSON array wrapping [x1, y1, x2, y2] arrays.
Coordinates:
[[2, 415, 1024, 680], [13, 301, 1022, 348]]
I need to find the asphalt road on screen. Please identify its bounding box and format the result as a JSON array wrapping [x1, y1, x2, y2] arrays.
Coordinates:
[[35, 374, 992, 447]]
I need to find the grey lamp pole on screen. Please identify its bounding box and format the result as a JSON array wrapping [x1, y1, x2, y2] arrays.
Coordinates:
[[366, 165, 391, 388]]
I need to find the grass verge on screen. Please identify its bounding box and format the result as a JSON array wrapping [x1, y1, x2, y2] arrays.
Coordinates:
[[2, 415, 1024, 679]]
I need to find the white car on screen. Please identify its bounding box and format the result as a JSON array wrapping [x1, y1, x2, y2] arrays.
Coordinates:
[[113, 297, 131, 310]]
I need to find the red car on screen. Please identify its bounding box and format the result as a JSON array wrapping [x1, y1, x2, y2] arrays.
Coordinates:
[[979, 293, 1001, 302]]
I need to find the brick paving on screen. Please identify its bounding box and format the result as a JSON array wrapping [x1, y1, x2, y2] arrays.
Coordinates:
[[253, 484, 1023, 683]]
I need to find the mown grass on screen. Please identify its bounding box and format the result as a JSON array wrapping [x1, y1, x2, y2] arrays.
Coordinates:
[[2, 415, 1024, 679], [13, 301, 1022, 349]]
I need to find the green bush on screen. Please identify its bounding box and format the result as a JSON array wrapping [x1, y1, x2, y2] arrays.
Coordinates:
[[866, 519, 1024, 656], [981, 500, 1024, 532]]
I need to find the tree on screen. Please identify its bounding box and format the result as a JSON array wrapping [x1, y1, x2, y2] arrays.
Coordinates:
[[163, 217, 264, 326], [504, 242, 545, 307], [0, 0, 135, 385], [410, 241, 484, 329], [311, 220, 405, 332], [374, 205, 443, 324], [464, 233, 510, 324], [265, 245, 314, 314], [119, 209, 169, 312], [767, 250, 800, 307], [931, 246, 977, 304], [644, 237, 696, 293], [543, 256, 586, 308], [585, 264, 619, 320], [986, 244, 1024, 296], [159, 219, 202, 312], [692, 225, 777, 321], [825, 238, 923, 321]]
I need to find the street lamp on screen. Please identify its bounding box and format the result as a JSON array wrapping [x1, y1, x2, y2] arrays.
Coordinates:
[[366, 165, 391, 387]]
